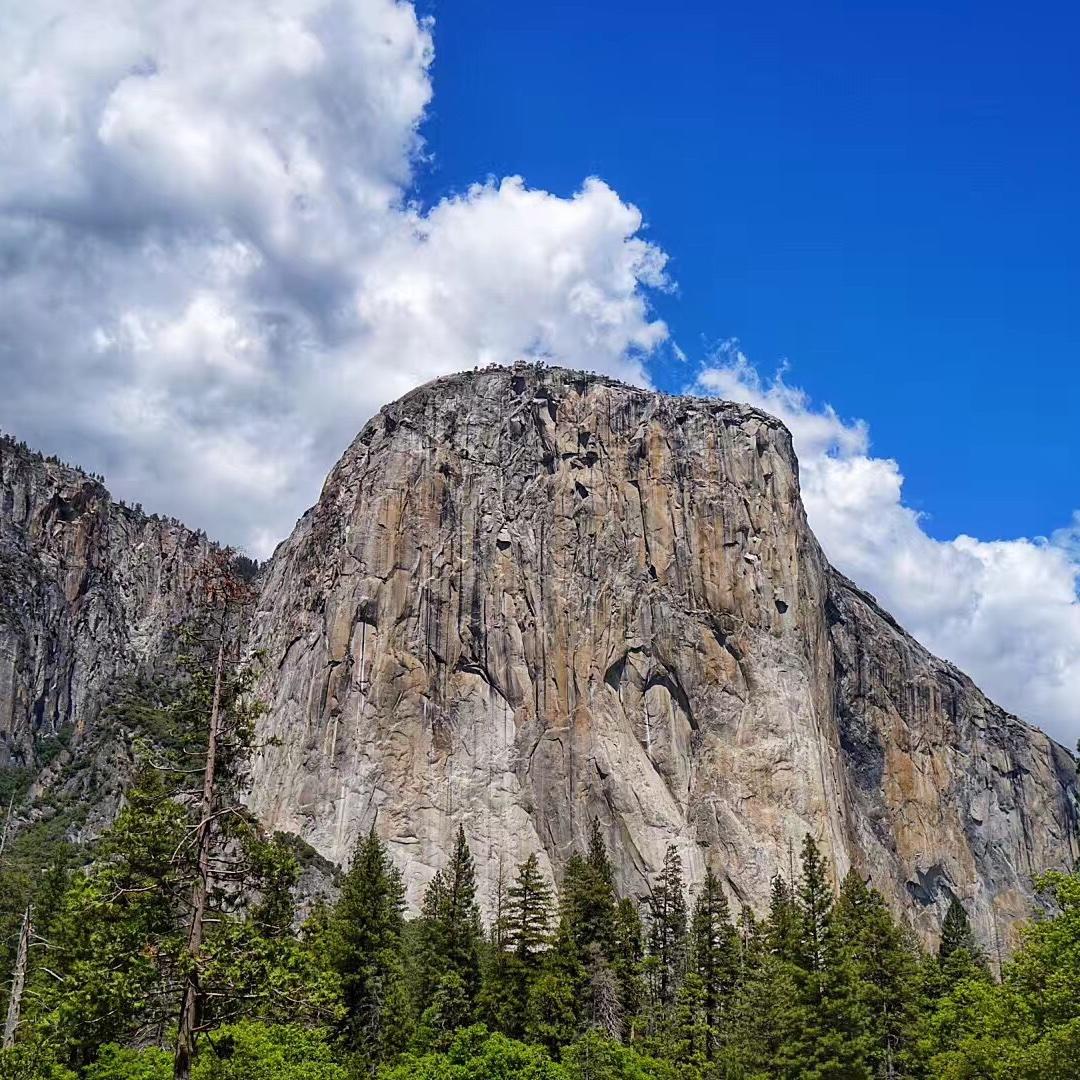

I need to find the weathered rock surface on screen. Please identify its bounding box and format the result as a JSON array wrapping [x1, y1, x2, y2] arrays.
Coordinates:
[[0, 435, 217, 773], [245, 365, 1079, 948], [1, 369, 1076, 948]]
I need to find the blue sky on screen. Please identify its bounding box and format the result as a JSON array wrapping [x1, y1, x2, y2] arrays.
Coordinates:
[[418, 0, 1079, 544], [1, 0, 1077, 740]]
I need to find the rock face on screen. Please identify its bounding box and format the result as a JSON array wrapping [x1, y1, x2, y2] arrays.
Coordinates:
[[246, 365, 1079, 948], [1, 369, 1077, 949], [0, 436, 217, 770]]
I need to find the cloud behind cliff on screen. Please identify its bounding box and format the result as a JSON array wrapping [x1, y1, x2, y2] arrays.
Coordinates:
[[0, 0, 668, 554], [695, 349, 1080, 745], [0, 1, 1075, 744]]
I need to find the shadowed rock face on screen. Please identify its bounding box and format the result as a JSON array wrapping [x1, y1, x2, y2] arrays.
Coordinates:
[[245, 365, 1079, 948], [0, 438, 217, 769]]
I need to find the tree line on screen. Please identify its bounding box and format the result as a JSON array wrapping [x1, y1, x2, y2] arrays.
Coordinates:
[[0, 628, 1078, 1079]]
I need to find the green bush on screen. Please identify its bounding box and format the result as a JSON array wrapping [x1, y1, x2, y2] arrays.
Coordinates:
[[83, 1023, 346, 1080], [380, 1024, 565, 1080]]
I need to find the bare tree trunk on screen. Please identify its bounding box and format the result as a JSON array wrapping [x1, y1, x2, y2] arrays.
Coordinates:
[[0, 792, 14, 862], [174, 639, 225, 1080], [3, 905, 30, 1049]]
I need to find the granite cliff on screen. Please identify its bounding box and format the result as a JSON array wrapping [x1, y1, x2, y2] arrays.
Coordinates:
[[0, 437, 220, 760], [1, 367, 1077, 950], [244, 366, 1078, 948], [0, 436, 223, 829]]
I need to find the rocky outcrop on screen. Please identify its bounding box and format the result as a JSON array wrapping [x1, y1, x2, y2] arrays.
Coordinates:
[[244, 365, 1078, 949], [0, 435, 218, 770]]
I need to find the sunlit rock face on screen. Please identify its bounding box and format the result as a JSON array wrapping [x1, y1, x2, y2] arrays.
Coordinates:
[[246, 365, 1080, 948]]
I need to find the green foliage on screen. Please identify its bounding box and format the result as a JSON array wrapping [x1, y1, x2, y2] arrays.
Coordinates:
[[6, 695, 1080, 1080], [33, 769, 190, 1065], [611, 898, 646, 1038], [561, 1030, 687, 1079], [0, 1036, 78, 1080], [917, 868, 1080, 1079], [83, 1023, 346, 1080], [561, 822, 618, 962], [526, 918, 584, 1053], [505, 853, 554, 963], [689, 867, 738, 1060], [410, 826, 484, 1029], [832, 869, 919, 1076], [380, 1025, 564, 1080]]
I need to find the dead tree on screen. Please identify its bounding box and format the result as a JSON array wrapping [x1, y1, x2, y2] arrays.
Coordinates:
[[3, 905, 31, 1049], [173, 552, 254, 1080]]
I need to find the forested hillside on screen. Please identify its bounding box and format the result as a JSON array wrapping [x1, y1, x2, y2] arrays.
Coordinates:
[[1, 623, 1077, 1080]]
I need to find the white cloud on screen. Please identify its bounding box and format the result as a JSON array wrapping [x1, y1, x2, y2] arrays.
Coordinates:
[[0, 0, 667, 552], [694, 346, 1080, 747]]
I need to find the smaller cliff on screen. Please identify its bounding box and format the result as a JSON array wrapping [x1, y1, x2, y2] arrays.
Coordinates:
[[0, 434, 220, 777]]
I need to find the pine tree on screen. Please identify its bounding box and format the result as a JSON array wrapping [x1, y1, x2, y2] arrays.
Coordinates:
[[778, 838, 872, 1080], [832, 870, 918, 1077], [647, 845, 688, 1008], [506, 853, 554, 964], [411, 826, 483, 1019], [561, 821, 618, 962], [690, 867, 738, 1060], [797, 835, 833, 975], [329, 828, 411, 1067], [939, 896, 980, 963], [583, 820, 619, 958], [441, 827, 483, 996], [174, 558, 260, 1080], [26, 619, 309, 1073], [728, 903, 791, 1076], [767, 873, 801, 963], [480, 852, 553, 1039], [413, 971, 472, 1053], [525, 916, 583, 1053], [559, 822, 622, 1036], [612, 897, 646, 1041], [936, 895, 987, 992]]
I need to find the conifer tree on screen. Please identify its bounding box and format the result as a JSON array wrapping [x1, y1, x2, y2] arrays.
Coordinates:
[[481, 852, 553, 1038], [766, 873, 801, 963], [583, 820, 619, 957], [561, 821, 619, 962], [328, 827, 410, 1067], [797, 835, 833, 974], [506, 853, 554, 964], [559, 822, 623, 1036], [935, 894, 988, 992], [939, 896, 980, 963], [779, 837, 872, 1080], [611, 897, 646, 1041], [25, 604, 312, 1075], [728, 902, 791, 1076], [832, 870, 918, 1077], [525, 916, 583, 1053], [647, 845, 688, 1008], [412, 826, 483, 1019], [690, 867, 738, 1060]]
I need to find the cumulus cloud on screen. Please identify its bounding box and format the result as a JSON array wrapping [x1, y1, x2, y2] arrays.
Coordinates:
[[0, 0, 667, 552], [694, 347, 1080, 746]]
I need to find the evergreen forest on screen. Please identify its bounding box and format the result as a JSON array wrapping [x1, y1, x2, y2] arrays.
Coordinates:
[[1, 629, 1078, 1080]]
